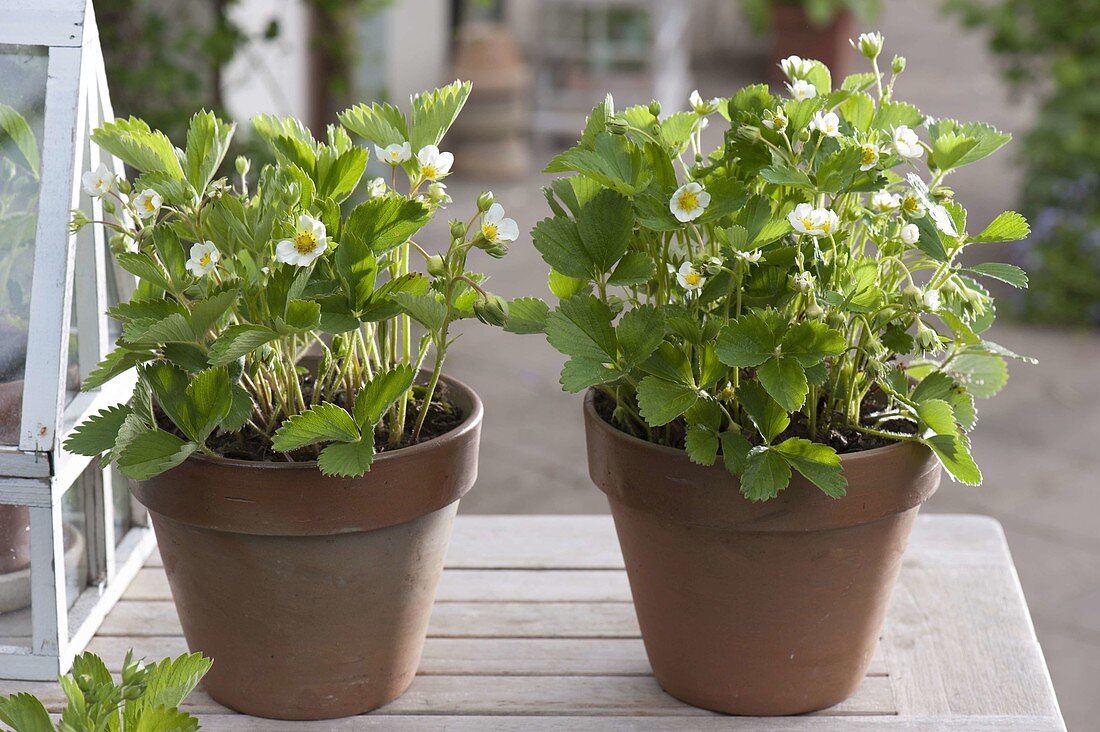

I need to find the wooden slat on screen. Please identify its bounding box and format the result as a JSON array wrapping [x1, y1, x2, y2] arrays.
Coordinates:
[[85, 634, 890, 678], [0, 673, 896, 717]]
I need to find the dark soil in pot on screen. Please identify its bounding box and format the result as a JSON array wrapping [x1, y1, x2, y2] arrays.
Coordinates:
[[584, 390, 941, 716], [131, 375, 483, 720]]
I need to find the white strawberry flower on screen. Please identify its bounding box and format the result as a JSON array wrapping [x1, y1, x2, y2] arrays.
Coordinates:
[[900, 223, 920, 245], [762, 107, 788, 132], [416, 144, 454, 180], [689, 89, 721, 116], [275, 214, 329, 267], [788, 203, 838, 237], [786, 79, 817, 101], [779, 55, 815, 80], [870, 190, 901, 212], [82, 163, 114, 197], [735, 249, 763, 265], [374, 142, 412, 166], [906, 173, 958, 237], [859, 143, 880, 171], [792, 270, 815, 293], [807, 110, 840, 138], [851, 32, 884, 59], [132, 189, 162, 220], [669, 261, 705, 292], [669, 182, 711, 223], [481, 203, 519, 245], [892, 125, 923, 159], [427, 181, 451, 206], [367, 177, 387, 198], [185, 241, 220, 277], [902, 193, 926, 219], [923, 288, 942, 311]]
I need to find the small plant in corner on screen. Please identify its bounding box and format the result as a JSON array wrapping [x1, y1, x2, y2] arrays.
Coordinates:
[[0, 650, 211, 731], [64, 80, 514, 478], [505, 33, 1033, 501]]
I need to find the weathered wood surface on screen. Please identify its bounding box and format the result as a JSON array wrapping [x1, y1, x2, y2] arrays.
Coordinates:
[[0, 514, 1066, 730]]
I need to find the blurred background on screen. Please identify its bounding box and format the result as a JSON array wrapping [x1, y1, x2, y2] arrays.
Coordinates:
[[38, 0, 1100, 726]]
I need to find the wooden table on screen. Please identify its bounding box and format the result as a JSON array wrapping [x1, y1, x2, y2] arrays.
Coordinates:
[[0, 514, 1065, 730]]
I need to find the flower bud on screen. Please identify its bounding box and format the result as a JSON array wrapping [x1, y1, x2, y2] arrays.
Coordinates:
[[449, 219, 467, 240], [719, 382, 735, 401], [736, 124, 762, 143], [915, 320, 941, 352], [605, 117, 629, 135], [426, 254, 447, 277], [851, 32, 884, 60], [235, 155, 251, 178], [703, 256, 723, 276], [892, 55, 907, 74], [902, 283, 922, 308], [473, 292, 508, 327], [476, 191, 495, 212], [648, 100, 662, 118], [805, 301, 824, 319], [116, 178, 132, 195]]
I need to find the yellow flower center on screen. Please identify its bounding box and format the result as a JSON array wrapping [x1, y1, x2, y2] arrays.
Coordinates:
[[199, 253, 212, 268], [903, 196, 920, 214], [861, 147, 877, 166], [820, 219, 833, 234], [684, 271, 702, 287], [294, 231, 317, 254], [799, 215, 815, 230], [143, 199, 156, 211], [422, 165, 437, 179], [677, 192, 699, 212], [483, 223, 499, 241]]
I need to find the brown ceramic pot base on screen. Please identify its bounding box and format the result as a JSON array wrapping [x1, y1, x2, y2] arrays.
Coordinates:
[[584, 391, 941, 716], [132, 375, 482, 721]]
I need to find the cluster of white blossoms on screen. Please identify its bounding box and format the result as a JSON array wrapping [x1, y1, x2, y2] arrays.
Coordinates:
[[788, 203, 839, 238], [807, 110, 840, 138], [373, 141, 455, 183]]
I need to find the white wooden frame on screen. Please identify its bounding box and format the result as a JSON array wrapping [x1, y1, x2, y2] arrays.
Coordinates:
[[0, 0, 154, 680]]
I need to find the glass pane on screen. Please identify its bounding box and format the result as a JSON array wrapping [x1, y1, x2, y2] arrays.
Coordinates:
[[62, 475, 89, 611], [0, 44, 48, 445], [0, 500, 32, 651]]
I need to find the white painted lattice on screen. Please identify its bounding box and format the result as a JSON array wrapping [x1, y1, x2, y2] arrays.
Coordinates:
[[0, 0, 154, 680]]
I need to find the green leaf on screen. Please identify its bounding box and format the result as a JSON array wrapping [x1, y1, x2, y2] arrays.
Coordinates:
[[635, 376, 699, 427], [272, 403, 361, 452], [133, 652, 213, 712], [221, 384, 254, 433], [0, 693, 53, 732], [338, 101, 408, 147], [715, 311, 776, 368], [685, 425, 718, 466], [184, 110, 235, 191], [575, 189, 634, 274], [916, 398, 958, 437], [760, 162, 813, 188], [737, 381, 789, 443], [189, 289, 237, 336], [410, 79, 472, 149], [0, 103, 40, 175], [123, 313, 195, 345], [208, 324, 279, 365], [912, 214, 949, 262], [91, 117, 184, 178], [930, 131, 979, 173], [949, 353, 1008, 398], [183, 367, 232, 441], [719, 430, 752, 474], [741, 447, 791, 501], [275, 299, 322, 334], [128, 706, 201, 732], [871, 100, 924, 132], [780, 321, 846, 366], [963, 262, 1028, 289], [318, 439, 376, 477], [607, 251, 655, 286], [546, 296, 617, 362], [923, 434, 982, 485], [532, 215, 593, 279], [616, 305, 664, 368], [544, 132, 650, 195], [548, 269, 589, 299], [912, 371, 976, 431], [315, 147, 368, 203], [757, 356, 808, 412], [344, 196, 431, 256], [354, 365, 415, 427], [973, 211, 1030, 243], [559, 358, 621, 393], [815, 146, 863, 193], [772, 438, 847, 497], [116, 430, 198, 480], [504, 297, 550, 335], [640, 342, 695, 386], [117, 252, 171, 291], [83, 348, 154, 391], [838, 91, 874, 132], [392, 291, 447, 331], [64, 404, 133, 456]]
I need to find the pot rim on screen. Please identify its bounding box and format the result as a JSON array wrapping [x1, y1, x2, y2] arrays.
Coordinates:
[[583, 388, 916, 465], [185, 372, 483, 472]]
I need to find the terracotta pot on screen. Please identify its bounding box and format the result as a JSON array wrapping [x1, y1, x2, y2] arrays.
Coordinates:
[[768, 4, 856, 86], [584, 391, 941, 715], [131, 375, 482, 720]]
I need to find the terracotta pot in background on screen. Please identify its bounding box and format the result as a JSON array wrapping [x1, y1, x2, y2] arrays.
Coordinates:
[[768, 4, 856, 86], [131, 375, 483, 720], [584, 391, 941, 715]]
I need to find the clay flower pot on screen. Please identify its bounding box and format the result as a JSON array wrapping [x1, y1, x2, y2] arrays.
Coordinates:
[[130, 375, 482, 720], [583, 391, 941, 715]]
